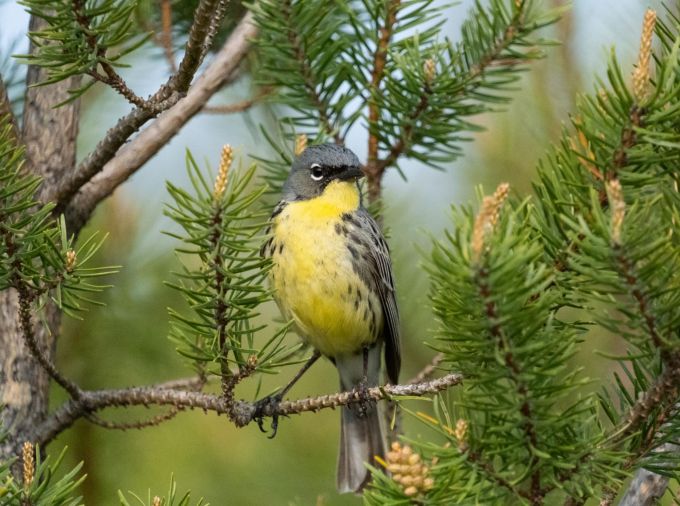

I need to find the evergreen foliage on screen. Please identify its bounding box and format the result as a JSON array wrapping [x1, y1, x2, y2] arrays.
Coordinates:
[[0, 117, 113, 318], [0, 440, 84, 506], [164, 149, 296, 383], [1, 0, 679, 504], [118, 475, 206, 506]]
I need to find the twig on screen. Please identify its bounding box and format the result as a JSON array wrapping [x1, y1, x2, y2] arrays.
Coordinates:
[[202, 86, 273, 114], [365, 0, 400, 202], [408, 352, 444, 384], [16, 288, 82, 400], [169, 0, 224, 94], [55, 0, 236, 221], [63, 11, 257, 233], [29, 373, 463, 447], [160, 0, 178, 73], [72, 0, 148, 108]]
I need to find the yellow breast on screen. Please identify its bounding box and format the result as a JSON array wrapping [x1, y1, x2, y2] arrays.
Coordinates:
[[268, 181, 382, 357]]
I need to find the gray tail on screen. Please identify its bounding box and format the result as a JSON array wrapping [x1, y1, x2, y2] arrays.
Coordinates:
[[335, 346, 385, 493], [337, 402, 385, 493]]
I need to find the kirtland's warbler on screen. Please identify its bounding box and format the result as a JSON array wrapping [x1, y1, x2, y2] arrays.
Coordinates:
[[261, 144, 401, 493]]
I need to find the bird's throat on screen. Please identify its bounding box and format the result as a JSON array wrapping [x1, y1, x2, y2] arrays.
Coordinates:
[[294, 180, 360, 219]]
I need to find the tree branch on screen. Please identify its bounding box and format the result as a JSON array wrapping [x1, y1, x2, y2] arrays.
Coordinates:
[[365, 0, 400, 202], [54, 0, 236, 221], [29, 373, 463, 448], [202, 86, 273, 114], [63, 11, 257, 233]]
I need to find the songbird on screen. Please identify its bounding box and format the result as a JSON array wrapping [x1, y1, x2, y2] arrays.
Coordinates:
[[260, 144, 400, 493]]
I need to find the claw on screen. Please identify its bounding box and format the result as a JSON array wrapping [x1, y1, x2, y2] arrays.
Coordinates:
[[350, 379, 372, 418], [252, 393, 283, 437]]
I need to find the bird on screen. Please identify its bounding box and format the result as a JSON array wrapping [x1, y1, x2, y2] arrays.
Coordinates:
[[260, 143, 401, 493]]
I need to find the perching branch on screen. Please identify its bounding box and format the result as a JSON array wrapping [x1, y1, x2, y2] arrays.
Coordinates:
[[63, 11, 257, 232], [29, 373, 463, 448]]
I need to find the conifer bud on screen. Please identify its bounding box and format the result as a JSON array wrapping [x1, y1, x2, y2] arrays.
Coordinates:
[[632, 9, 656, 103], [152, 496, 162, 506], [65, 249, 77, 273], [454, 418, 469, 450], [295, 134, 308, 156], [606, 179, 625, 244], [213, 145, 233, 200], [22, 441, 34, 489], [423, 58, 436, 85], [471, 183, 510, 261], [384, 442, 435, 497]]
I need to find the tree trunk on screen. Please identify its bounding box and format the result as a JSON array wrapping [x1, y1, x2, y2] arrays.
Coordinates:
[[0, 15, 80, 463]]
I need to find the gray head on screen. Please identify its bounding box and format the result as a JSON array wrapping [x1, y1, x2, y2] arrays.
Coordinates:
[[282, 144, 364, 201]]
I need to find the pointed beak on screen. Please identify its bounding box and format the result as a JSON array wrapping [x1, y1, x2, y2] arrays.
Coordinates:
[[337, 166, 365, 181]]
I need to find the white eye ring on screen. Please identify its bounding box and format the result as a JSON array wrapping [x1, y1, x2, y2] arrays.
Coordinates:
[[310, 163, 324, 181]]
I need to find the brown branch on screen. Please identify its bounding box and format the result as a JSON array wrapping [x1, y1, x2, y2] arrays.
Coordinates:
[[29, 373, 463, 447], [160, 0, 178, 73], [62, 11, 257, 233], [55, 0, 234, 223], [15, 288, 82, 400], [365, 0, 400, 202], [408, 352, 444, 384], [170, 0, 225, 94], [72, 0, 147, 108], [202, 86, 273, 114]]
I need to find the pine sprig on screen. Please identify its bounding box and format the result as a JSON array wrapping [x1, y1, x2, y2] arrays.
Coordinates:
[[165, 148, 295, 383], [118, 474, 206, 506], [0, 441, 85, 506], [17, 0, 149, 104]]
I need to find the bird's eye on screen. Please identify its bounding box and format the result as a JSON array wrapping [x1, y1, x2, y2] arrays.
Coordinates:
[[310, 164, 324, 181]]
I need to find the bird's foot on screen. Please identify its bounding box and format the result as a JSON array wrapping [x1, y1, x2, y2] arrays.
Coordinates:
[[252, 393, 284, 439], [349, 379, 372, 418]]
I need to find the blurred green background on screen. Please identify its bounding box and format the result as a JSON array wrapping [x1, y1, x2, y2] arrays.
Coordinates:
[[0, 0, 670, 503]]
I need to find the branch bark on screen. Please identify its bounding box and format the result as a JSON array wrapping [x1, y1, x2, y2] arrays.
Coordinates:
[[28, 373, 463, 449], [63, 11, 257, 233], [54, 0, 237, 222]]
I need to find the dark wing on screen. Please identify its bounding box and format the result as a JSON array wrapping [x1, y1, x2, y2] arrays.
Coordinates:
[[348, 209, 401, 384]]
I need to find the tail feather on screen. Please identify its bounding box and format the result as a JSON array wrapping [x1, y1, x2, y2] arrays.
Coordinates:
[[337, 403, 385, 493], [335, 346, 385, 494]]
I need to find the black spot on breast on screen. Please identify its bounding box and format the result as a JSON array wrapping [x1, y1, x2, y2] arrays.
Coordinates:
[[356, 289, 363, 302], [354, 298, 359, 311], [347, 244, 359, 260], [348, 285, 353, 295], [261, 237, 273, 257], [363, 306, 369, 321], [278, 243, 285, 254], [335, 223, 342, 235]]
